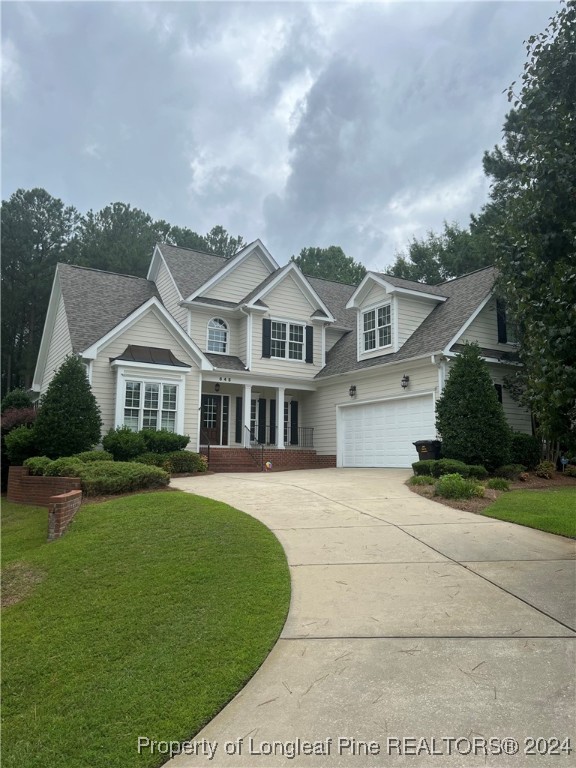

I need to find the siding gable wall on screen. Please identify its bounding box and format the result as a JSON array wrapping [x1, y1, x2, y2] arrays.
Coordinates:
[[188, 307, 241, 359], [155, 259, 187, 330], [458, 297, 512, 351], [205, 252, 271, 303], [396, 296, 437, 347], [42, 296, 73, 393]]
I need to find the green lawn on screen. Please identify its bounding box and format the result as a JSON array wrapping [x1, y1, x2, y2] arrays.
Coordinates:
[[1, 492, 290, 768], [482, 488, 576, 538]]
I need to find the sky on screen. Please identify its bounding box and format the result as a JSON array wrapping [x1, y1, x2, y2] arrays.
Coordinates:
[[1, 1, 557, 271]]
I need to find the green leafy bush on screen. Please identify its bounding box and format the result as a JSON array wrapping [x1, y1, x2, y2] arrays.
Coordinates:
[[74, 450, 114, 463], [78, 462, 169, 496], [44, 457, 84, 477], [102, 427, 146, 461], [509, 432, 541, 469], [1, 388, 33, 412], [409, 475, 435, 486], [486, 477, 510, 491], [494, 463, 527, 480], [467, 465, 489, 480], [564, 465, 576, 478], [4, 425, 38, 465], [133, 452, 165, 467], [434, 458, 471, 478], [165, 451, 206, 473], [140, 429, 190, 454], [535, 460, 556, 479], [412, 459, 437, 476], [23, 456, 53, 476], [435, 473, 484, 500]]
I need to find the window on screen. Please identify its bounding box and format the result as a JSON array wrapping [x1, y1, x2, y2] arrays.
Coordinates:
[[362, 304, 392, 352], [207, 318, 228, 354], [123, 381, 178, 432], [271, 321, 304, 360]]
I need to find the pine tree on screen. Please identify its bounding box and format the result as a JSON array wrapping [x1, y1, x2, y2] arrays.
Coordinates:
[[34, 356, 102, 458], [436, 343, 511, 470]]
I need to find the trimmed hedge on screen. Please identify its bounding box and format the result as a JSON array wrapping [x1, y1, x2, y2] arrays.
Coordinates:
[[141, 429, 189, 454], [23, 456, 53, 476], [435, 473, 484, 500], [467, 464, 489, 480], [78, 462, 169, 496], [135, 450, 208, 474], [44, 457, 84, 477], [412, 460, 438, 476], [102, 427, 146, 461], [74, 450, 114, 463]]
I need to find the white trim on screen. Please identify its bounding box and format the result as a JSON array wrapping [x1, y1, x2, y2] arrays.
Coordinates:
[[110, 359, 192, 373], [346, 272, 447, 309], [245, 262, 336, 323], [80, 296, 213, 371], [246, 311, 253, 369], [268, 317, 306, 362], [114, 367, 187, 434], [359, 301, 393, 355], [32, 267, 64, 391], [442, 293, 493, 354], [184, 240, 279, 302]]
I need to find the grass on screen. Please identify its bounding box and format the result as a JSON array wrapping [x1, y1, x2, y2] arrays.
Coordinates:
[[1, 492, 290, 768], [481, 488, 576, 538]]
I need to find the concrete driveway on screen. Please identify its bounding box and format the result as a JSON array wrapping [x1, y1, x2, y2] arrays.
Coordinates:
[[168, 469, 575, 767]]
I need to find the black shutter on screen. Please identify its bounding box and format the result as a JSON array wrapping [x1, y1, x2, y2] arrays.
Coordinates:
[[258, 398, 267, 444], [305, 325, 313, 363], [269, 399, 276, 445], [290, 401, 299, 446], [235, 397, 243, 443], [494, 384, 503, 404], [496, 300, 507, 344], [262, 318, 272, 358]]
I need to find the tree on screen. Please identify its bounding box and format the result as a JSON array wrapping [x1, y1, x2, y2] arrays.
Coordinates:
[[390, 220, 494, 284], [291, 246, 366, 285], [482, 0, 576, 456], [436, 343, 511, 470], [1, 188, 79, 395], [34, 356, 102, 458], [204, 225, 244, 259]]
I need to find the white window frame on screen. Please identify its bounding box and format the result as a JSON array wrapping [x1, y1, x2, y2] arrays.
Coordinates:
[[207, 317, 229, 354], [113, 366, 187, 435], [361, 302, 392, 353], [270, 319, 305, 361]]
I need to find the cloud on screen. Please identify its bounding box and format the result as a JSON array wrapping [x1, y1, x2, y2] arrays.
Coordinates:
[[1, 38, 24, 101]]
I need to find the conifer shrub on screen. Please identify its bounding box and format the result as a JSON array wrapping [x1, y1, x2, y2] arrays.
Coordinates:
[[435, 343, 511, 470], [23, 456, 53, 476], [74, 450, 114, 463], [34, 356, 102, 458], [43, 457, 84, 477]]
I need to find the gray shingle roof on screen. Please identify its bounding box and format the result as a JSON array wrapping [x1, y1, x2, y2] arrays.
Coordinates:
[[190, 296, 238, 309], [58, 264, 158, 353], [157, 243, 226, 299], [305, 276, 357, 329], [204, 353, 248, 371], [316, 267, 498, 378], [373, 273, 449, 297]]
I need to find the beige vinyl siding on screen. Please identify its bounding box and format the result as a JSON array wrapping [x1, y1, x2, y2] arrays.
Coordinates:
[[311, 361, 439, 455], [362, 282, 389, 307], [42, 296, 73, 393], [397, 296, 437, 346], [490, 364, 532, 434], [251, 274, 322, 378], [154, 260, 187, 330], [205, 252, 271, 303], [91, 307, 200, 440], [189, 308, 240, 358], [238, 316, 247, 364], [458, 297, 512, 351], [326, 328, 346, 353]]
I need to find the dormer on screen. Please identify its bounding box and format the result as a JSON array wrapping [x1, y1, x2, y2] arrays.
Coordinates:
[[346, 273, 447, 361]]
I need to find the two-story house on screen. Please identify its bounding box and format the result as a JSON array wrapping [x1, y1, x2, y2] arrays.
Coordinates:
[[32, 239, 531, 470]]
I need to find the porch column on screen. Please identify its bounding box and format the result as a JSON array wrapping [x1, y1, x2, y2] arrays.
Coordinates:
[[242, 384, 252, 447], [276, 386, 285, 449]]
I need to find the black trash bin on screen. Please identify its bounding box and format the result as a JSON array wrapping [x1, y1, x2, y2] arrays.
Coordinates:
[[413, 440, 442, 460]]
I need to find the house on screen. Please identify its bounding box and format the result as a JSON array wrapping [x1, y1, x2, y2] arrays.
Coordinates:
[[32, 239, 531, 470]]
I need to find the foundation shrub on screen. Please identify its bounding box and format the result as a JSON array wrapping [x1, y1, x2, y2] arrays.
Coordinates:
[[78, 462, 169, 496], [486, 478, 510, 491], [140, 429, 189, 454], [23, 456, 53, 476], [494, 463, 527, 480], [467, 465, 489, 480], [74, 450, 114, 463], [102, 427, 146, 462], [412, 460, 437, 476], [43, 457, 84, 477], [509, 432, 541, 470], [435, 473, 484, 500]]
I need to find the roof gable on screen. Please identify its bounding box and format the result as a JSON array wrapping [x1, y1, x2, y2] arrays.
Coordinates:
[[346, 272, 448, 309], [155, 243, 227, 300]]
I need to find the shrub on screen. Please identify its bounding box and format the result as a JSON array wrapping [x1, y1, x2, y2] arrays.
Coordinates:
[[494, 463, 527, 479], [1, 388, 33, 413], [44, 457, 84, 477], [103, 427, 146, 462], [435, 473, 484, 500], [434, 459, 470, 478], [140, 429, 189, 454], [133, 452, 165, 467], [409, 475, 435, 486], [164, 451, 206, 473], [412, 459, 437, 476], [535, 460, 556, 479], [1, 406, 37, 433], [435, 343, 511, 470], [486, 477, 510, 491], [35, 356, 102, 458], [467, 464, 489, 480], [77, 462, 169, 496], [564, 465, 576, 478], [23, 456, 53, 476], [510, 432, 541, 470], [4, 425, 38, 465], [74, 450, 114, 463]]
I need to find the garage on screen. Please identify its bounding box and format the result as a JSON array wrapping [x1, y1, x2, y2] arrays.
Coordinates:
[[339, 394, 435, 468]]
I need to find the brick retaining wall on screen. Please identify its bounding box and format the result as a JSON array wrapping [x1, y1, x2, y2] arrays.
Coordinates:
[[206, 448, 337, 473], [48, 490, 83, 541], [7, 466, 82, 506]]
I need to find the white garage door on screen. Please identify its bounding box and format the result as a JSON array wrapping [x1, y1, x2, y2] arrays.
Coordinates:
[[340, 395, 435, 468]]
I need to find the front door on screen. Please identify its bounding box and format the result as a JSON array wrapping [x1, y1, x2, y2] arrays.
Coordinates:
[[201, 394, 229, 445]]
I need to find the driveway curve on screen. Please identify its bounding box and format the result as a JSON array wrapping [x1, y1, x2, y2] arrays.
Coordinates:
[[169, 469, 575, 768]]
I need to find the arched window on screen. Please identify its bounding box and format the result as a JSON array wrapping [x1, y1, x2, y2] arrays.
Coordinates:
[[207, 318, 228, 353]]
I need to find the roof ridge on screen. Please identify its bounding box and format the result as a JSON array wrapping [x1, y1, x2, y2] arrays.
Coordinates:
[[157, 242, 228, 260], [304, 272, 357, 288], [439, 264, 496, 285], [59, 263, 150, 281]]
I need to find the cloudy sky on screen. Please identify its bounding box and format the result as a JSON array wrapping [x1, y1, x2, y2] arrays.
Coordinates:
[[2, 1, 556, 270]]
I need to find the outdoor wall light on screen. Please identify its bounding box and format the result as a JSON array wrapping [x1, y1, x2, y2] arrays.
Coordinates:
[[401, 374, 410, 389], [214, 383, 221, 392], [349, 385, 357, 398]]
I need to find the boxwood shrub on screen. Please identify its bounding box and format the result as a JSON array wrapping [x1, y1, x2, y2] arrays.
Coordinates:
[[23, 456, 53, 476], [434, 459, 470, 478], [467, 464, 489, 480], [412, 459, 437, 476], [435, 473, 484, 500], [140, 429, 189, 454], [102, 427, 146, 461], [74, 450, 114, 463], [78, 462, 170, 496]]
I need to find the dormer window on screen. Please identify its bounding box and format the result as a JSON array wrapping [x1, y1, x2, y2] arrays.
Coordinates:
[[363, 304, 392, 352], [207, 318, 228, 353]]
